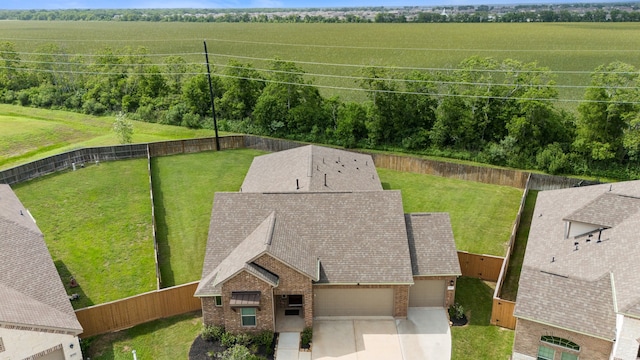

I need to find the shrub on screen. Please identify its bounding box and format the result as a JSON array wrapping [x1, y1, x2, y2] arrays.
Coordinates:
[[449, 302, 465, 320], [201, 324, 225, 342], [220, 344, 251, 360], [301, 326, 313, 347], [234, 333, 252, 347], [220, 331, 237, 348], [253, 330, 274, 348]]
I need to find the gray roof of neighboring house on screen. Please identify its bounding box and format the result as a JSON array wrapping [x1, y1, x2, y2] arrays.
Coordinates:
[[196, 191, 414, 296], [241, 145, 382, 193], [515, 268, 616, 340], [0, 184, 83, 334], [515, 181, 640, 340], [405, 213, 461, 276]]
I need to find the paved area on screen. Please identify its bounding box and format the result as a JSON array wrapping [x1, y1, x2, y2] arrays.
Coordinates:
[[396, 308, 451, 360], [312, 308, 451, 360], [276, 332, 300, 360]]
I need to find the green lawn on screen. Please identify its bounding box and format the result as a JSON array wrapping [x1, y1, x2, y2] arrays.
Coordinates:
[[86, 311, 202, 359], [12, 159, 155, 308], [500, 191, 538, 301], [451, 277, 514, 360], [0, 104, 220, 170], [378, 168, 523, 256], [151, 149, 266, 287]]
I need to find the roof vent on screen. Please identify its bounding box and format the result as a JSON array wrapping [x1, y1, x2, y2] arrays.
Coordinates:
[[296, 179, 299, 190], [324, 174, 327, 187], [20, 210, 23, 216]]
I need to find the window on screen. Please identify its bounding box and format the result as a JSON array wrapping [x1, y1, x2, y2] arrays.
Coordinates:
[[561, 353, 578, 360], [538, 346, 555, 360], [241, 308, 256, 327], [214, 296, 222, 307], [541, 336, 580, 351]]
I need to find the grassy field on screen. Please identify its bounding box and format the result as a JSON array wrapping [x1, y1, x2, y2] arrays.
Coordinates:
[[0, 22, 639, 102], [12, 159, 155, 309], [151, 149, 266, 287], [451, 277, 515, 360], [0, 104, 219, 170], [86, 311, 202, 359], [379, 168, 522, 256], [501, 190, 538, 301]]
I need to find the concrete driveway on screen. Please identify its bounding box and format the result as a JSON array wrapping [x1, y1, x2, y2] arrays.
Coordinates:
[[312, 308, 451, 360]]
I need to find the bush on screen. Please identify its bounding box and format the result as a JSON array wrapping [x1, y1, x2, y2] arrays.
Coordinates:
[[253, 330, 274, 348], [301, 326, 313, 347], [201, 324, 225, 342], [220, 331, 237, 348], [448, 302, 465, 320], [220, 344, 251, 360], [234, 333, 252, 347]]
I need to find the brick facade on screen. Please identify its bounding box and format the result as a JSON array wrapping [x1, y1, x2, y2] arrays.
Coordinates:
[[393, 285, 409, 318], [254, 254, 314, 328], [223, 271, 275, 334], [513, 318, 613, 360]]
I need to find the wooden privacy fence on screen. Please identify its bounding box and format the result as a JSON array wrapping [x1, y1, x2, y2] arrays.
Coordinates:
[[0, 144, 149, 185], [457, 251, 504, 282], [491, 298, 517, 329], [147, 136, 245, 157], [74, 281, 201, 338]]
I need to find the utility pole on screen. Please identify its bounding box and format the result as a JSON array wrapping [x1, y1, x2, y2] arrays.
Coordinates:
[[203, 41, 220, 151]]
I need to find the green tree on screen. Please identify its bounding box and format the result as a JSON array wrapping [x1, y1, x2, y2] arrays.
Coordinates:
[[574, 61, 639, 162], [112, 112, 133, 144], [218, 60, 265, 120]]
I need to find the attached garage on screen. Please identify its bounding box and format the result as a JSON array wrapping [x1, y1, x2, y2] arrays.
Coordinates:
[[37, 348, 65, 360], [314, 288, 394, 316], [409, 280, 445, 307]]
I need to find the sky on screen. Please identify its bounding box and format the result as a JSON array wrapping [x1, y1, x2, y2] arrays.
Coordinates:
[[0, 0, 613, 10]]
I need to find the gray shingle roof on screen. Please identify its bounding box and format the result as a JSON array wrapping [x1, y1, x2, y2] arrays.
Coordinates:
[[198, 191, 414, 295], [241, 145, 382, 193], [516, 181, 640, 339], [0, 185, 82, 333], [514, 268, 616, 340], [405, 213, 461, 276]]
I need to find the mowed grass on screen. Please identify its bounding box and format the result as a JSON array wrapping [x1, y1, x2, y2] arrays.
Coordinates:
[[1, 22, 639, 102], [501, 190, 538, 301], [0, 104, 219, 170], [86, 311, 202, 360], [12, 159, 155, 308], [151, 149, 266, 287], [378, 168, 522, 256], [451, 277, 514, 360]]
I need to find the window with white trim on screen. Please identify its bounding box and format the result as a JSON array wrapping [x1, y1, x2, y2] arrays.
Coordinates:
[[241, 308, 256, 327], [214, 295, 222, 307], [541, 336, 580, 351], [561, 352, 578, 360], [537, 345, 555, 360]]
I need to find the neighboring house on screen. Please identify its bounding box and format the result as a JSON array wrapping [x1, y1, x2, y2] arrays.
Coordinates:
[[0, 185, 83, 360], [512, 181, 640, 360], [195, 145, 461, 333]]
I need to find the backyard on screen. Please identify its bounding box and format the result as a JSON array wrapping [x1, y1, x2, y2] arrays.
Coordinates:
[[151, 149, 266, 287]]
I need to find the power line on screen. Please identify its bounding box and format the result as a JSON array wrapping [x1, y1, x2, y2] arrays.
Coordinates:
[[3, 64, 637, 104]]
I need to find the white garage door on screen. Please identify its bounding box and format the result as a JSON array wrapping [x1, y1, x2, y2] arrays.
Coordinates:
[[314, 288, 394, 316], [409, 280, 445, 307]]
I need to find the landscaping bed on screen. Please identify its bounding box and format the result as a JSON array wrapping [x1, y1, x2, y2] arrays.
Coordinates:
[[189, 325, 275, 360]]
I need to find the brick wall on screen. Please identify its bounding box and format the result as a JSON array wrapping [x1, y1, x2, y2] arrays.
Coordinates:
[[201, 297, 224, 327], [254, 254, 314, 328], [513, 318, 613, 360], [394, 285, 409, 318], [222, 271, 275, 334]]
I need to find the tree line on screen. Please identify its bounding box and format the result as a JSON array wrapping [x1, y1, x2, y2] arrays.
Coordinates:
[[2, 7, 640, 23], [1, 41, 639, 180]]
